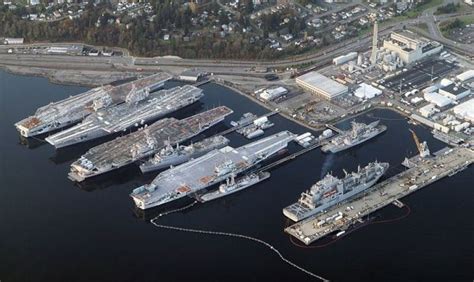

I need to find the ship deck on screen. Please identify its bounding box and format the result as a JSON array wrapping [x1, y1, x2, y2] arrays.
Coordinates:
[[145, 131, 296, 198], [15, 73, 172, 132], [73, 106, 233, 171], [45, 86, 202, 145]]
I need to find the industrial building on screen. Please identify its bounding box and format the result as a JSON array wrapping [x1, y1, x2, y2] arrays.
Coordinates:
[[453, 99, 474, 122], [179, 69, 205, 82], [259, 87, 288, 101], [333, 52, 358, 65], [439, 84, 470, 101], [382, 31, 443, 64], [456, 70, 474, 82], [419, 104, 439, 118], [354, 83, 382, 99], [424, 92, 452, 108], [296, 72, 348, 100]]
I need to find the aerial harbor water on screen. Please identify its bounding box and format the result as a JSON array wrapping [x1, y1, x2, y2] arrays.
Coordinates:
[[0, 70, 473, 281]]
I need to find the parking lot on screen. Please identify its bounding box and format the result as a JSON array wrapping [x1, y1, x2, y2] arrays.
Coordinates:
[[381, 59, 457, 93]]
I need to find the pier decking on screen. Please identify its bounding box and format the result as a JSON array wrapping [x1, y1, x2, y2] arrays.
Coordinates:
[[285, 147, 474, 245]]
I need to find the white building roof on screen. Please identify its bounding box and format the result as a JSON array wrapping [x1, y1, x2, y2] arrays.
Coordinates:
[[354, 83, 382, 99], [296, 72, 348, 98], [424, 92, 452, 107], [453, 99, 474, 122], [260, 86, 287, 100], [456, 70, 474, 82]]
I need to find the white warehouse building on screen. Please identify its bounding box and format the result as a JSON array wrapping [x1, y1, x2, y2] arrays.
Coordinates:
[[424, 92, 452, 108], [354, 83, 382, 99], [453, 99, 474, 123], [259, 87, 288, 101], [456, 70, 474, 82], [296, 72, 348, 100], [439, 84, 470, 101]]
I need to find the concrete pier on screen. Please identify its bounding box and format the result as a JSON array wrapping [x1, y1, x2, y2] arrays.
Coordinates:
[[285, 147, 474, 245]]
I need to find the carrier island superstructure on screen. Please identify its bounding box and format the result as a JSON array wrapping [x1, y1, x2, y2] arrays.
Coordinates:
[[68, 106, 233, 182], [131, 131, 296, 210], [14, 73, 172, 137], [283, 161, 389, 222], [45, 85, 203, 148], [321, 120, 386, 153]]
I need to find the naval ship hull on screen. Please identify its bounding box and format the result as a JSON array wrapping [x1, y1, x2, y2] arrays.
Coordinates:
[[198, 172, 270, 202], [15, 73, 171, 138], [68, 107, 233, 182], [321, 125, 387, 153], [283, 169, 386, 222], [131, 131, 296, 210], [68, 118, 225, 182], [139, 138, 229, 173], [45, 86, 203, 148]]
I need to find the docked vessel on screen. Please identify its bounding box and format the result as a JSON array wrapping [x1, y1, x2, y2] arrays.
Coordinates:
[[139, 135, 230, 173], [45, 85, 203, 148], [230, 112, 257, 127], [198, 171, 270, 202], [130, 131, 296, 210], [321, 120, 386, 153], [68, 106, 233, 182], [283, 161, 389, 222], [14, 73, 171, 137]]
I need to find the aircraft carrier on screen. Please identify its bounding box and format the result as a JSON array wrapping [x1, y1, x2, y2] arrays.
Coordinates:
[[45, 85, 203, 148], [283, 161, 389, 222], [321, 120, 386, 153], [68, 106, 233, 182], [14, 73, 171, 137], [139, 135, 229, 173], [130, 131, 296, 210]]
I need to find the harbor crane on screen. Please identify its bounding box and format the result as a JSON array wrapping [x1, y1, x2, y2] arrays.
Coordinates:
[[409, 129, 430, 158]]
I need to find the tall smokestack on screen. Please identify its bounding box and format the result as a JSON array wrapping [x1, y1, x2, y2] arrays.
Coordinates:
[[370, 21, 378, 66]]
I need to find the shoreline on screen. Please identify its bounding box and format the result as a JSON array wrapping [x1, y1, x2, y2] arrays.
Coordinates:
[[0, 65, 147, 87]]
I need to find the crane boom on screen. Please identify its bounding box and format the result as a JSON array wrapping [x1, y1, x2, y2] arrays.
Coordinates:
[[409, 129, 423, 153], [409, 129, 430, 158]]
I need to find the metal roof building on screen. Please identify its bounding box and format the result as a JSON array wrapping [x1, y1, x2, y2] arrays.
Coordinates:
[[453, 98, 474, 122], [439, 84, 470, 101], [296, 71, 348, 100]]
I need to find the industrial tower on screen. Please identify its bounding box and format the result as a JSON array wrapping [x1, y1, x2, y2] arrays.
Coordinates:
[[370, 21, 378, 66]]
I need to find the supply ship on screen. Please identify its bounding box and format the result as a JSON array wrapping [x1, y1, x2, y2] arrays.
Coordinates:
[[68, 106, 233, 182], [139, 135, 229, 173], [45, 85, 203, 148], [130, 131, 296, 210], [14, 73, 171, 137], [283, 161, 389, 222], [321, 120, 386, 153], [198, 171, 270, 202]]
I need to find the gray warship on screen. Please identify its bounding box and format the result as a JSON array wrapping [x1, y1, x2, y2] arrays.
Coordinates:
[[283, 161, 389, 222], [15, 73, 171, 137], [139, 135, 230, 173], [198, 171, 271, 202], [321, 120, 386, 153], [45, 85, 203, 148], [131, 131, 296, 210], [68, 106, 233, 182]]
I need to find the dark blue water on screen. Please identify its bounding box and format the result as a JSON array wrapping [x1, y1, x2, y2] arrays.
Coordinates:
[[1, 70, 473, 281]]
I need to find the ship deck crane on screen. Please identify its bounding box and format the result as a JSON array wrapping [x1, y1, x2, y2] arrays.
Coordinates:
[[409, 129, 430, 158]]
